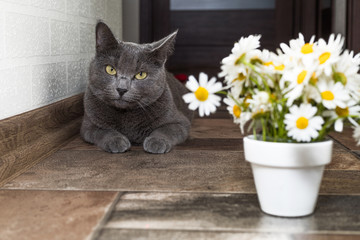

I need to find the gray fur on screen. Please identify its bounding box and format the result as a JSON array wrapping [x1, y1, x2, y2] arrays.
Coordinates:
[[81, 22, 193, 154]]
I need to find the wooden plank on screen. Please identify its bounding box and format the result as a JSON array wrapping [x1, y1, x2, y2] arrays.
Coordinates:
[[2, 147, 359, 194], [0, 190, 118, 240], [347, 0, 360, 53], [169, 45, 233, 69], [0, 94, 83, 155], [329, 127, 359, 151], [152, 0, 171, 40], [0, 94, 84, 186], [275, 0, 295, 45], [171, 10, 276, 48]]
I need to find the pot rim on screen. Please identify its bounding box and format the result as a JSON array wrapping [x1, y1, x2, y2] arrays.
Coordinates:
[[243, 135, 333, 168]]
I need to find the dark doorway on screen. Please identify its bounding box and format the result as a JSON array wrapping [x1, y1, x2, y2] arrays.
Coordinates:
[[140, 0, 360, 76]]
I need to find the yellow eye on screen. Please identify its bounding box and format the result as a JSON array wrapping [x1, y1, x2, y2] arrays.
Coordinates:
[[135, 71, 147, 80], [105, 65, 116, 75]]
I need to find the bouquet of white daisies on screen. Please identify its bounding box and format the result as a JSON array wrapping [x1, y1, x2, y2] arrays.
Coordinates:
[[182, 34, 360, 144]]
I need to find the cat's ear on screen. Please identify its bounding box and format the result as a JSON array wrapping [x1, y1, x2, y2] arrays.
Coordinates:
[[149, 30, 178, 65], [96, 21, 118, 53]]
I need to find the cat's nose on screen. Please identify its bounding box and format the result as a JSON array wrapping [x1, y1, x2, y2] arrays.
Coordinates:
[[117, 88, 128, 96]]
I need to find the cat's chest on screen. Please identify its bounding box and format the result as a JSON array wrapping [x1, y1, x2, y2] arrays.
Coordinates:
[[110, 110, 161, 142]]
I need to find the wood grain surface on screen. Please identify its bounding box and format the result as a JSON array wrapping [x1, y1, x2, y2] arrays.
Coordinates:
[[0, 94, 84, 186]]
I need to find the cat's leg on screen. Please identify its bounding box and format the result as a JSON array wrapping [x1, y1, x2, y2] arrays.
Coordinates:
[[143, 123, 189, 154], [81, 117, 131, 153]]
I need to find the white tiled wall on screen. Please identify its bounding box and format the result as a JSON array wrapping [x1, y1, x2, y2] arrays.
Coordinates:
[[0, 0, 122, 120]]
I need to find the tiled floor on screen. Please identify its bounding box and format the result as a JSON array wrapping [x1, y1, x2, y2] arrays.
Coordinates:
[[0, 110, 359, 240]]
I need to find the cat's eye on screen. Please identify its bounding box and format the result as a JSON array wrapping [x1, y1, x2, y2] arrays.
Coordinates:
[[105, 65, 117, 75], [135, 71, 147, 80]]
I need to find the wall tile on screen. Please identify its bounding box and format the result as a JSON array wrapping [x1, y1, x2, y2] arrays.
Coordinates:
[[90, 0, 106, 20], [106, 0, 122, 38], [28, 0, 66, 13], [32, 62, 67, 106], [0, 11, 3, 59], [0, 66, 32, 119], [66, 0, 89, 17], [5, 13, 50, 58], [67, 58, 89, 95], [0, 0, 122, 120], [2, 0, 30, 5], [80, 23, 95, 53], [51, 20, 79, 55]]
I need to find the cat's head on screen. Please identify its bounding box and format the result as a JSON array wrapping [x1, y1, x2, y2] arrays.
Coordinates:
[[89, 21, 177, 109]]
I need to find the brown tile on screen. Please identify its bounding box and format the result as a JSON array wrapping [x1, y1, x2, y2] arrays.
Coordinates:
[[190, 118, 244, 138], [102, 192, 360, 233], [329, 127, 360, 151], [177, 138, 242, 151], [321, 170, 360, 194], [98, 229, 360, 240], [326, 147, 360, 170], [0, 190, 118, 240], [3, 148, 359, 194], [61, 136, 243, 152], [2, 149, 255, 193]]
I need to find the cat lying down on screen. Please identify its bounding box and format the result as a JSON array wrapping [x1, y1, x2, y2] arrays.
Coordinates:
[[81, 22, 193, 154]]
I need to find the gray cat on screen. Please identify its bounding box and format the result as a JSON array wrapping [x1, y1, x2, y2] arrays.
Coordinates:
[[80, 22, 193, 154]]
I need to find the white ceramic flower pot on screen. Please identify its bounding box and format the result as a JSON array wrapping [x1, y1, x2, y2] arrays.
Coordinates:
[[244, 136, 333, 217]]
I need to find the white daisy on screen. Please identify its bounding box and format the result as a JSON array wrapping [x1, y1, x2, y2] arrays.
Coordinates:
[[247, 90, 272, 118], [284, 103, 324, 142], [224, 96, 242, 120], [280, 33, 316, 67], [353, 125, 360, 146], [219, 35, 261, 86], [282, 66, 314, 106], [223, 96, 251, 133], [317, 80, 350, 109], [182, 72, 223, 117], [333, 50, 360, 100], [315, 34, 344, 76], [323, 101, 360, 132]]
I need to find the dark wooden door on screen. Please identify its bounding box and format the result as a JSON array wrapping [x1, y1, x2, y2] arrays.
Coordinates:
[[140, 0, 359, 76]]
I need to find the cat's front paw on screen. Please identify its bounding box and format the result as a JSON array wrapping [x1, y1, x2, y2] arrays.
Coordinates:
[[98, 135, 131, 153], [143, 136, 172, 154]]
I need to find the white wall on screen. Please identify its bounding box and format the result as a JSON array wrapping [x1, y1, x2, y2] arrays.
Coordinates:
[[0, 0, 123, 120]]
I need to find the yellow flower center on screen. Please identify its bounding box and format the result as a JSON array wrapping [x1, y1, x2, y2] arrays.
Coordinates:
[[296, 117, 309, 129], [333, 72, 347, 85], [233, 105, 241, 118], [194, 87, 209, 101], [319, 52, 331, 64], [310, 72, 318, 85], [335, 106, 349, 117], [232, 73, 246, 82], [235, 53, 246, 65], [264, 61, 273, 66], [274, 64, 285, 71], [301, 43, 314, 54], [297, 70, 307, 84], [321, 90, 334, 100]]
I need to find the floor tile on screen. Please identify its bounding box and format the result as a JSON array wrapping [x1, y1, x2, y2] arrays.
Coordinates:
[[97, 229, 360, 240], [0, 190, 118, 240], [330, 128, 359, 151], [1, 150, 255, 193], [61, 136, 243, 152], [2, 147, 359, 194], [102, 192, 360, 234], [190, 118, 244, 138]]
